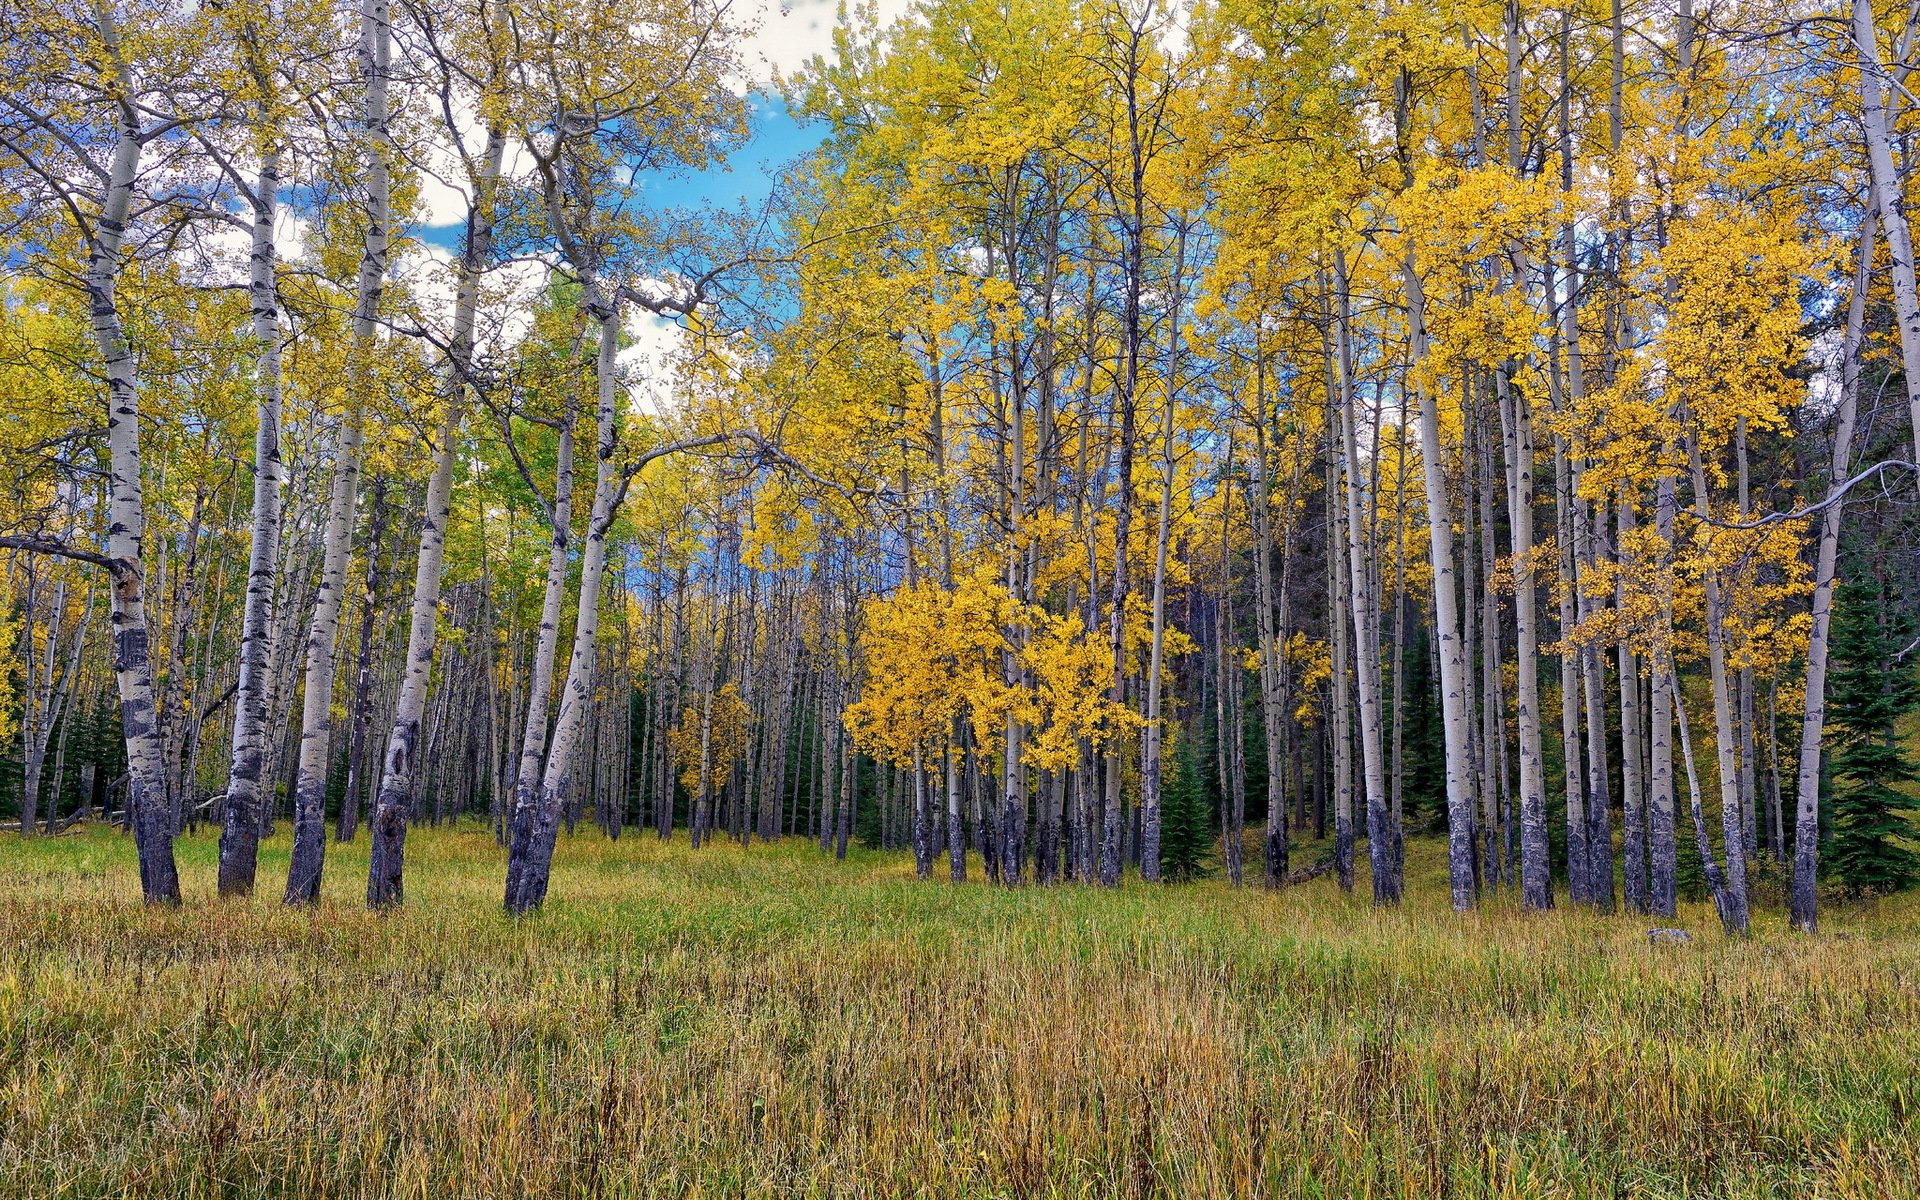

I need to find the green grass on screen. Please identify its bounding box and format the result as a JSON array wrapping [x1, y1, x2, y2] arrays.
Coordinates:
[[2, 826, 1918, 1198]]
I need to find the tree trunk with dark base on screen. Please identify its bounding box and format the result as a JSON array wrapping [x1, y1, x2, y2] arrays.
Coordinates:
[[286, 0, 389, 905], [217, 138, 286, 897], [89, 21, 180, 904], [1792, 210, 1874, 930]]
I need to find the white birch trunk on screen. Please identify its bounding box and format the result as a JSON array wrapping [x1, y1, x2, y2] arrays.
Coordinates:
[[505, 294, 622, 913], [217, 140, 286, 896], [1138, 228, 1186, 885], [284, 0, 389, 902], [363, 120, 507, 906], [90, 18, 179, 903], [1334, 261, 1391, 903], [1685, 438, 1751, 935], [1791, 208, 1874, 931], [1854, 0, 1920, 467], [1402, 257, 1478, 911]]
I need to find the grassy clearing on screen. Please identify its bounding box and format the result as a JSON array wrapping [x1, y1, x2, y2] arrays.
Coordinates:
[[2, 827, 1918, 1198]]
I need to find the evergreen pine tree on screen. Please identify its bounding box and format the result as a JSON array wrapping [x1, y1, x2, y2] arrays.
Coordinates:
[[1160, 731, 1215, 883], [1401, 625, 1448, 828], [1824, 564, 1920, 897]]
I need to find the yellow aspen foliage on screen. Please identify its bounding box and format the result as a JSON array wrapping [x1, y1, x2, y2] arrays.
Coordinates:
[[1655, 206, 1827, 453], [669, 684, 754, 796], [844, 571, 1139, 771]]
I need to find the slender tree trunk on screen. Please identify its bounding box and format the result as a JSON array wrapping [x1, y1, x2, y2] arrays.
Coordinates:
[[1578, 492, 1615, 912], [1328, 427, 1355, 895], [1213, 589, 1238, 885], [1101, 30, 1148, 888], [1386, 384, 1411, 886], [360, 362, 473, 903], [1248, 387, 1289, 887], [947, 738, 966, 882], [505, 293, 623, 914], [337, 481, 389, 843], [503, 407, 577, 857], [835, 736, 854, 861], [1855, 0, 1920, 467], [1402, 258, 1478, 911], [16, 580, 46, 838], [1475, 388, 1506, 889], [1685, 436, 1751, 935], [217, 142, 287, 895], [91, 27, 179, 904], [1229, 644, 1248, 865], [1499, 0, 1551, 911], [1554, 435, 1588, 905], [1606, 0, 1647, 915], [1334, 262, 1389, 902], [817, 668, 835, 853], [1618, 495, 1649, 913], [1669, 656, 1741, 932], [1766, 675, 1784, 865], [1138, 226, 1186, 885], [18, 574, 87, 839], [1791, 209, 1872, 932], [359, 45, 507, 907], [690, 628, 718, 850], [1219, 458, 1251, 889], [912, 745, 931, 878], [284, 0, 389, 902], [1460, 405, 1485, 896], [1648, 474, 1680, 917]]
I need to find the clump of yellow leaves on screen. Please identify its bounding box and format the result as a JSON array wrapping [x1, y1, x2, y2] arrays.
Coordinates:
[[1243, 632, 1330, 726], [669, 684, 754, 796], [1387, 162, 1560, 390], [844, 571, 1137, 771], [1657, 205, 1825, 452]]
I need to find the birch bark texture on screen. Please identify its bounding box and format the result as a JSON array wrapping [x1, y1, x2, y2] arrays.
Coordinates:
[[284, 0, 390, 905], [216, 78, 287, 896]]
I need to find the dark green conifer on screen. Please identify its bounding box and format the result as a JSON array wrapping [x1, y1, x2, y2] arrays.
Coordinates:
[[1824, 564, 1920, 897], [1160, 731, 1215, 883]]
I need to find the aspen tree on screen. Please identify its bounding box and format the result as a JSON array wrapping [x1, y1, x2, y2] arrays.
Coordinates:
[[1792, 209, 1874, 932], [0, 0, 223, 902], [361, 0, 509, 907], [1333, 257, 1393, 903], [1853, 0, 1920, 466], [214, 0, 307, 894], [284, 0, 390, 904], [1139, 221, 1190, 884]]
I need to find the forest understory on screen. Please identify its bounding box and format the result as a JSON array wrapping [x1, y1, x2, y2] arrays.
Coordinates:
[[2, 826, 1916, 1200]]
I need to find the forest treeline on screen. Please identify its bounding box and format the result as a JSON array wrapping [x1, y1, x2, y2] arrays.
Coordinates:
[[3, 0, 1919, 932]]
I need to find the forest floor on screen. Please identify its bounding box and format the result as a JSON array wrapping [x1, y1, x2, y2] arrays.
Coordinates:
[[2, 827, 1917, 1199]]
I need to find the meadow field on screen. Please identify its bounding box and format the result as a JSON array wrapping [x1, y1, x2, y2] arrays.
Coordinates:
[[2, 827, 1917, 1198]]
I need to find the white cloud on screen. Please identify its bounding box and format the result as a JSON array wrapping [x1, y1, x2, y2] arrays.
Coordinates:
[[274, 209, 309, 262], [738, 0, 914, 82], [739, 0, 839, 82], [415, 172, 471, 230], [620, 309, 687, 416]]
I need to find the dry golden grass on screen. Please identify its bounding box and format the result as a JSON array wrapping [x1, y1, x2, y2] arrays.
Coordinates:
[[2, 825, 1917, 1198]]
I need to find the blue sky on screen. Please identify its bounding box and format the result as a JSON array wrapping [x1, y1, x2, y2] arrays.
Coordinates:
[[399, 0, 904, 384], [417, 89, 826, 252], [415, 0, 881, 249], [648, 91, 825, 213]]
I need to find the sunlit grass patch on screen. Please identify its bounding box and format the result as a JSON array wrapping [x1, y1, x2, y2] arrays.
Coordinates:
[[2, 825, 1917, 1198]]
